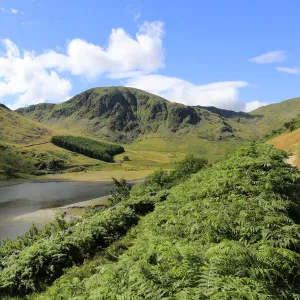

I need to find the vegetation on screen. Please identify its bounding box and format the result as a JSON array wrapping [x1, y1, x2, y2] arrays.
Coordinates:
[[108, 177, 132, 206], [264, 116, 300, 139], [16, 86, 264, 144], [51, 135, 124, 162], [2, 143, 300, 299], [0, 153, 207, 298], [0, 105, 51, 145], [0, 106, 102, 180], [5, 87, 300, 181]]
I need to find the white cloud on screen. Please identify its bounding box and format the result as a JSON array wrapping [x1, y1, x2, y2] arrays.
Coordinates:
[[276, 66, 299, 74], [245, 101, 267, 112], [249, 51, 286, 64], [125, 74, 254, 111], [0, 21, 165, 109], [37, 21, 164, 79], [0, 40, 72, 110]]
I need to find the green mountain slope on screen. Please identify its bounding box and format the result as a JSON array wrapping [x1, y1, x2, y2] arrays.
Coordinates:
[[16, 87, 262, 143], [12, 87, 300, 181], [250, 97, 300, 133], [0, 104, 52, 145]]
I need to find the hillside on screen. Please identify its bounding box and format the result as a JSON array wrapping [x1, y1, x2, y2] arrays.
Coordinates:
[[0, 104, 52, 145], [0, 105, 103, 180], [16, 87, 262, 143], [250, 97, 300, 133], [15, 87, 269, 170], [11, 87, 300, 181], [1, 143, 300, 299]]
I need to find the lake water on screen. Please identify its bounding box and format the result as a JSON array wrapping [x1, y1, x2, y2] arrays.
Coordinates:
[[0, 181, 113, 240]]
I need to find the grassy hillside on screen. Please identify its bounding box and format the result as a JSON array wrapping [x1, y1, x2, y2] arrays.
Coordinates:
[[250, 97, 300, 134], [0, 104, 51, 145], [2, 143, 300, 299], [0, 106, 104, 180], [16, 87, 263, 144]]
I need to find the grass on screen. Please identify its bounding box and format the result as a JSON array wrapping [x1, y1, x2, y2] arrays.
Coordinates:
[[0, 106, 52, 145]]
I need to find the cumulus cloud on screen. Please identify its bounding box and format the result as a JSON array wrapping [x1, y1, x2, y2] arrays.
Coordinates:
[[125, 74, 260, 111], [276, 66, 299, 74], [249, 51, 286, 64], [0, 39, 72, 110], [37, 21, 164, 79], [245, 101, 267, 112], [0, 21, 165, 109]]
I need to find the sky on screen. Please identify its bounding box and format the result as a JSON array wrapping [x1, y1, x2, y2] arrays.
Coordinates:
[[1, 0, 300, 112]]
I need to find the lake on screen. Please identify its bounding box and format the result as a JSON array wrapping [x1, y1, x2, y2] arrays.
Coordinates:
[[0, 181, 113, 240]]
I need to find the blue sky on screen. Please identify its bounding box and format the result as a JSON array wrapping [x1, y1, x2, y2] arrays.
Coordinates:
[[1, 0, 300, 111]]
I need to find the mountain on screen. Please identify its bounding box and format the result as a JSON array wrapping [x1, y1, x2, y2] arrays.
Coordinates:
[[11, 87, 300, 181], [16, 86, 262, 143]]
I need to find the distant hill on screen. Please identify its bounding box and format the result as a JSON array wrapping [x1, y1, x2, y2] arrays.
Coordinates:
[[16, 87, 262, 143], [250, 97, 300, 131], [0, 103, 52, 145]]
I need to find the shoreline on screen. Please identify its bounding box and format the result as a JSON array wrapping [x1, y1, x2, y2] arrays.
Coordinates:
[[0, 174, 145, 187], [13, 196, 109, 225], [0, 176, 114, 187]]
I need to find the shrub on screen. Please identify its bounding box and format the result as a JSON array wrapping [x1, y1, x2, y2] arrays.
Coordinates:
[[170, 154, 208, 183], [108, 178, 132, 206]]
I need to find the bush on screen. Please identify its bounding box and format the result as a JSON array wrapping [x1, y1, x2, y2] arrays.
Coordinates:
[[170, 154, 208, 183], [132, 155, 208, 197], [108, 178, 132, 206], [2, 165, 18, 179]]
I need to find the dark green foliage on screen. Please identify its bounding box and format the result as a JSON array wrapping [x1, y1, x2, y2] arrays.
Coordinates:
[[131, 169, 173, 197], [108, 178, 132, 206], [0, 206, 139, 297], [132, 155, 208, 196], [3, 143, 300, 299], [123, 155, 130, 161], [282, 117, 300, 132], [0, 174, 174, 297], [51, 135, 124, 162], [170, 154, 208, 184], [2, 165, 18, 179], [31, 143, 300, 299]]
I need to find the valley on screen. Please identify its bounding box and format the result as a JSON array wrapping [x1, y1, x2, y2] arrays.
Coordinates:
[[0, 87, 272, 183]]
